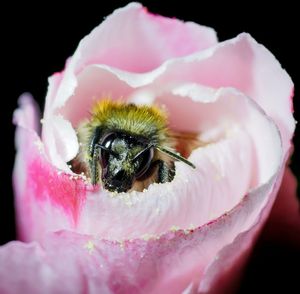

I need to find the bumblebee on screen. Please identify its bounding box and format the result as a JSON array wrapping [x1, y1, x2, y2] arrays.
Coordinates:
[[74, 99, 195, 193]]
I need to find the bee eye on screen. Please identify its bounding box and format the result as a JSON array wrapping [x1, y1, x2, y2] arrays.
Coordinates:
[[99, 149, 110, 168], [135, 147, 154, 179], [99, 133, 116, 168], [101, 133, 115, 149]]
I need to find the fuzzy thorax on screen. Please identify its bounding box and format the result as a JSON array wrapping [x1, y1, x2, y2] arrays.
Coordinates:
[[89, 99, 170, 144]]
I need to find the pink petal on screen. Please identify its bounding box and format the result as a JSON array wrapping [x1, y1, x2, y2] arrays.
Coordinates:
[[13, 97, 41, 241], [51, 2, 217, 110], [78, 3, 217, 72], [42, 115, 78, 170], [155, 33, 294, 154], [0, 234, 110, 294], [13, 93, 40, 133], [41, 71, 72, 170], [262, 168, 300, 246]]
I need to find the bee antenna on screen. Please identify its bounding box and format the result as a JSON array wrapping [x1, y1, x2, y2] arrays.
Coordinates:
[[95, 143, 119, 158], [156, 146, 196, 168], [133, 143, 154, 161]]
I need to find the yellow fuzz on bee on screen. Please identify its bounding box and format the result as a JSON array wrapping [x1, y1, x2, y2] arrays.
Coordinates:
[[89, 99, 169, 141]]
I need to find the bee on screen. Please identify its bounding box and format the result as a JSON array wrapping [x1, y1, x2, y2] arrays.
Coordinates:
[[74, 99, 195, 193]]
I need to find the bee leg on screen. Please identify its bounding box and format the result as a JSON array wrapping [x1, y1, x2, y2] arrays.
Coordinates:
[[156, 160, 175, 183], [88, 127, 102, 185], [89, 145, 100, 185]]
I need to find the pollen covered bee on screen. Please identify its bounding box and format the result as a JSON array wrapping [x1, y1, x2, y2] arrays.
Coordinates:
[[74, 99, 195, 193]]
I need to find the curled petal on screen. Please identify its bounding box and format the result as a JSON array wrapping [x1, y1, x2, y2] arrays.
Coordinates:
[[13, 93, 40, 133], [42, 115, 78, 170], [51, 2, 217, 110]]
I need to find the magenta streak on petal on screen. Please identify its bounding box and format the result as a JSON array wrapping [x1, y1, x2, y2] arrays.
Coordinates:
[[27, 156, 87, 226]]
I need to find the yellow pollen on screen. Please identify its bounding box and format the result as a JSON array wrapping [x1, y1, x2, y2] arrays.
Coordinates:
[[170, 225, 180, 232], [84, 240, 95, 253]]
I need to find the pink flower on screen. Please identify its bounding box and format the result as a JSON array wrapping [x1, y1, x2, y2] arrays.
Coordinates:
[[0, 3, 295, 293]]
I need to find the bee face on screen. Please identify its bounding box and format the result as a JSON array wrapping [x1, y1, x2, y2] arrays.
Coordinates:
[[98, 132, 154, 193], [74, 99, 195, 193]]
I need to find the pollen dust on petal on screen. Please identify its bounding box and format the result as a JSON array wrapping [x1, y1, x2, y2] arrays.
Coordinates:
[[84, 240, 95, 254], [170, 225, 180, 232], [34, 140, 44, 153]]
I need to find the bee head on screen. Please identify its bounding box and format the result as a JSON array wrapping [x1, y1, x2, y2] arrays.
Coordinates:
[[99, 132, 154, 193]]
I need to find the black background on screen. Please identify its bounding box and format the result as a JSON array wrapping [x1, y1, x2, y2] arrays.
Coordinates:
[[0, 1, 299, 293]]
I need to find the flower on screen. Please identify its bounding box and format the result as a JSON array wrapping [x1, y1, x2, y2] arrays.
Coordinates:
[[0, 2, 295, 293]]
